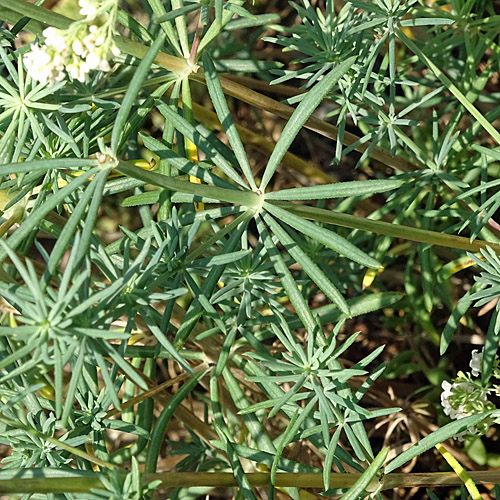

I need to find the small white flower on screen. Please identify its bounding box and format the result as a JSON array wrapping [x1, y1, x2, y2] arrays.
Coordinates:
[[441, 380, 453, 413], [23, 44, 64, 85], [43, 27, 67, 52], [67, 60, 89, 82], [470, 349, 483, 377], [79, 0, 98, 20], [86, 51, 101, 70], [98, 59, 111, 72], [72, 39, 84, 56]]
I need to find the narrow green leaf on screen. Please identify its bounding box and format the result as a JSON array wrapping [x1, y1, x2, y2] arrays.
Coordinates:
[[264, 202, 381, 269], [385, 412, 496, 473], [226, 13, 280, 30], [222, 367, 277, 454], [121, 191, 160, 207], [482, 310, 500, 384], [263, 213, 350, 314], [343, 422, 368, 462], [170, 0, 190, 58], [102, 419, 149, 439], [202, 53, 257, 190], [264, 179, 402, 201], [111, 32, 166, 153], [399, 17, 454, 26], [154, 4, 199, 23], [103, 343, 148, 391], [192, 249, 251, 268], [440, 291, 474, 355], [268, 373, 308, 419], [74, 169, 109, 269], [472, 144, 500, 162], [215, 328, 237, 378], [0, 339, 37, 370], [256, 215, 316, 332], [142, 314, 193, 374], [341, 448, 388, 500], [323, 426, 342, 491], [62, 338, 87, 426], [260, 56, 356, 190], [146, 0, 182, 55], [0, 158, 98, 175], [213, 423, 259, 500], [270, 398, 317, 489]]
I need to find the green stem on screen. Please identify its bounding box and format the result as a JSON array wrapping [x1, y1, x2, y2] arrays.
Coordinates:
[[272, 201, 500, 254], [2, 470, 500, 494], [145, 369, 207, 473], [115, 160, 260, 207]]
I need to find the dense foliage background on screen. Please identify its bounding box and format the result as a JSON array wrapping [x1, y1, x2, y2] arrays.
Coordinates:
[[0, 0, 500, 498]]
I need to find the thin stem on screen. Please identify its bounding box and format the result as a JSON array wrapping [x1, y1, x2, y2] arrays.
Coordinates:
[[2, 470, 500, 494], [114, 160, 260, 208], [272, 201, 500, 254], [188, 11, 203, 66]]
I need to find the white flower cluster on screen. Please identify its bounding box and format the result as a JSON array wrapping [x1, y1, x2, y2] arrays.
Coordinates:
[[440, 348, 498, 441], [23, 29, 66, 86], [441, 380, 487, 420], [23, 0, 119, 86]]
